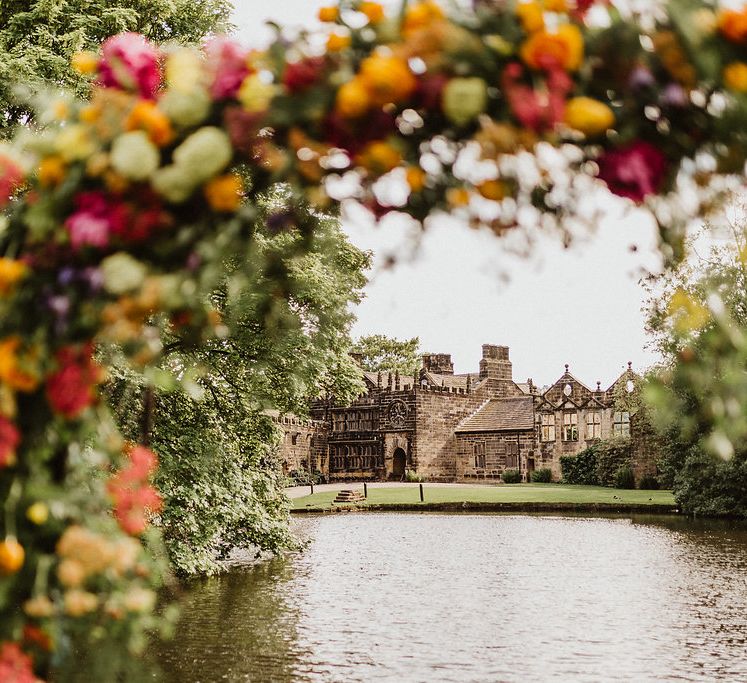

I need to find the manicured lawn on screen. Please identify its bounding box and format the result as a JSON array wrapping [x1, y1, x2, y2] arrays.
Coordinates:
[[292, 484, 676, 511]]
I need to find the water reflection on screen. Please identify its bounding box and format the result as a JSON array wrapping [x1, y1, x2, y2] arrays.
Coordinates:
[[154, 514, 747, 682]]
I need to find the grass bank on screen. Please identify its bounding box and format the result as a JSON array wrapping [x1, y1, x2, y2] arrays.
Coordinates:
[[291, 484, 678, 514]]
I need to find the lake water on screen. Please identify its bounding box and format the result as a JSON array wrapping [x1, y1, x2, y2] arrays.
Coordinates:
[[156, 513, 747, 682]]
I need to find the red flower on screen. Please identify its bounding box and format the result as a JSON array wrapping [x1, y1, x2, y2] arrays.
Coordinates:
[[205, 37, 251, 100], [503, 64, 571, 132], [597, 140, 669, 203], [108, 446, 162, 535], [99, 33, 161, 99], [46, 344, 101, 419], [0, 417, 20, 468], [282, 57, 326, 93], [0, 642, 35, 683]]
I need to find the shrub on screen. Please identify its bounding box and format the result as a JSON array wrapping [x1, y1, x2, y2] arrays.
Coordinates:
[[531, 468, 553, 483], [638, 473, 660, 490], [405, 469, 423, 482], [502, 469, 521, 483], [614, 465, 636, 489], [560, 447, 598, 485], [595, 437, 632, 486]]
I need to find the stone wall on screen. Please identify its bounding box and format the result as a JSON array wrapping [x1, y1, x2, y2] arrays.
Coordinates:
[[456, 430, 536, 480], [276, 416, 328, 478]]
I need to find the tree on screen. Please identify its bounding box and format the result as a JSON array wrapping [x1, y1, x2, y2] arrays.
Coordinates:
[[351, 335, 421, 376], [0, 0, 232, 130], [643, 215, 747, 517], [107, 213, 370, 575]]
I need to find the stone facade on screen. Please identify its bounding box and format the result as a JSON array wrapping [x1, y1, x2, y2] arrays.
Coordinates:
[[278, 344, 651, 482]]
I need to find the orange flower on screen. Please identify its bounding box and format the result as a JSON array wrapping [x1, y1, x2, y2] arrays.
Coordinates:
[[403, 1, 445, 35], [326, 32, 352, 52], [520, 24, 584, 71], [125, 100, 174, 147], [359, 54, 416, 106], [543, 0, 568, 12], [724, 61, 747, 92], [204, 173, 243, 212], [356, 141, 402, 176], [38, 156, 66, 187], [318, 6, 340, 22], [359, 2, 385, 23], [71, 51, 99, 75], [0, 258, 27, 297], [446, 187, 471, 207], [476, 180, 506, 201], [335, 78, 371, 118], [0, 337, 40, 393], [719, 8, 747, 43]]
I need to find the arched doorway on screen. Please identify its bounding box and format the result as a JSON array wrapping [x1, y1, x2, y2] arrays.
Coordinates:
[[392, 448, 407, 480]]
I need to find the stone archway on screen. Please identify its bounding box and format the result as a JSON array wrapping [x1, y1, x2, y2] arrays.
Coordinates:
[[392, 448, 407, 480]]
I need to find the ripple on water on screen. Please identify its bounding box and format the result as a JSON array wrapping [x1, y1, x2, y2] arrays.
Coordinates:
[[154, 513, 747, 683]]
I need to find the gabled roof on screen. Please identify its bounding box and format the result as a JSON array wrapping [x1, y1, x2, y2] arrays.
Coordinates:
[[455, 397, 534, 433], [423, 371, 479, 390]]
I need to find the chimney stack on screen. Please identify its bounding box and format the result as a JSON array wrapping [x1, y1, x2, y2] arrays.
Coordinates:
[[421, 353, 454, 375], [479, 344, 513, 381]]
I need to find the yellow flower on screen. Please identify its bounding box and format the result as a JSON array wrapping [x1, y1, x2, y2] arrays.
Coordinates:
[[0, 258, 27, 297], [359, 2, 385, 23], [326, 32, 352, 52], [476, 179, 506, 201], [359, 54, 416, 106], [520, 23, 584, 71], [204, 173, 243, 212], [71, 51, 99, 75], [58, 559, 86, 588], [0, 337, 40, 393], [543, 0, 568, 12], [38, 156, 66, 187], [26, 502, 49, 526], [723, 62, 747, 93], [64, 589, 99, 617], [318, 6, 340, 22], [446, 187, 471, 207], [237, 73, 277, 113], [403, 1, 445, 35], [356, 141, 402, 176], [165, 48, 204, 93], [23, 595, 54, 618], [517, 2, 545, 34], [668, 289, 710, 334], [54, 124, 96, 163], [564, 97, 615, 136], [335, 78, 371, 118], [406, 166, 426, 192]]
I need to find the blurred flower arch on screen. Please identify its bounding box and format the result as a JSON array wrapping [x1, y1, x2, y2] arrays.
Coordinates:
[[3, 0, 747, 677]]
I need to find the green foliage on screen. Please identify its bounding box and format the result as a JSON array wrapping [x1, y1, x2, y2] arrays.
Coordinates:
[[405, 469, 424, 482], [530, 468, 553, 483], [351, 334, 421, 376], [614, 465, 636, 490], [594, 437, 633, 487], [502, 469, 521, 483], [0, 0, 232, 131], [107, 217, 370, 575], [560, 447, 599, 486], [638, 473, 660, 490]]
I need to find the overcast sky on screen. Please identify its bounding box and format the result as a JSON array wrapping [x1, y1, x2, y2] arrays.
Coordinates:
[[232, 0, 664, 388]]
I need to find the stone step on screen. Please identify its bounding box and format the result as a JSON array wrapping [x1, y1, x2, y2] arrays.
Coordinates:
[[333, 489, 365, 503]]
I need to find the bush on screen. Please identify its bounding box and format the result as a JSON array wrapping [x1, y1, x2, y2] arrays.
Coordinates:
[[595, 437, 633, 486], [502, 469, 521, 483], [531, 468, 553, 483], [289, 470, 325, 485], [405, 469, 423, 482], [614, 465, 636, 489], [638, 473, 660, 490], [560, 447, 599, 485]]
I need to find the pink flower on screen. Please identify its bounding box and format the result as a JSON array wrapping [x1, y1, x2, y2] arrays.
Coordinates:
[[99, 33, 161, 98], [205, 37, 251, 99], [503, 65, 571, 133], [64, 192, 128, 250], [0, 155, 23, 208], [108, 446, 162, 535], [0, 416, 20, 468], [597, 140, 669, 203], [0, 642, 35, 683]]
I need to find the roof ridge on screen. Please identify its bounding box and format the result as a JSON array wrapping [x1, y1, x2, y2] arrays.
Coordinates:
[[455, 398, 492, 431]]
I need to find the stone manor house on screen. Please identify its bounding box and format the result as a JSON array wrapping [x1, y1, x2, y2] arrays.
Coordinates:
[[276, 344, 652, 483]]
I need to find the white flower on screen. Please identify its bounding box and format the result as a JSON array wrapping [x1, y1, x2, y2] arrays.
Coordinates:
[[100, 252, 147, 295], [110, 131, 160, 180]]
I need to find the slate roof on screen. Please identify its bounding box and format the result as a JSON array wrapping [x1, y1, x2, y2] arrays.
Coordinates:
[[424, 372, 480, 390], [455, 397, 535, 433]]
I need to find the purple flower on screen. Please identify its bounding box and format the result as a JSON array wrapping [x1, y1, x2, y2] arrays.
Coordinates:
[[597, 141, 669, 203], [661, 83, 688, 108], [629, 66, 655, 91]]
